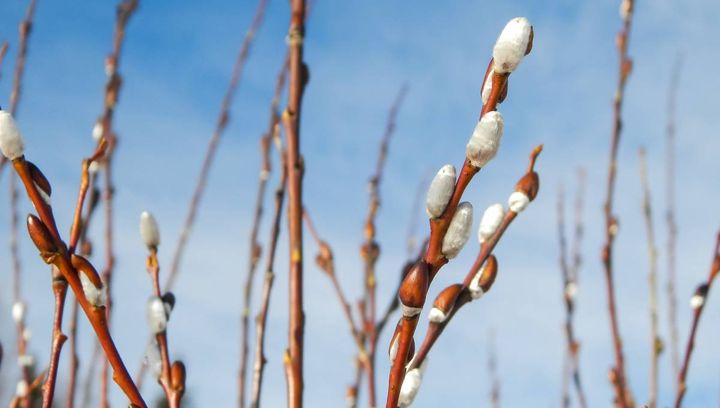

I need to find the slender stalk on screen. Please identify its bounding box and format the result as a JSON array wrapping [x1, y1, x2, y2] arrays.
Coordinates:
[[6, 3, 38, 407], [674, 233, 720, 407], [601, 1, 636, 406], [665, 58, 681, 388], [238, 55, 288, 408], [639, 149, 661, 408], [165, 0, 269, 291], [360, 85, 408, 407], [558, 170, 588, 408], [283, 1, 308, 405], [250, 144, 287, 408], [67, 172, 101, 408]]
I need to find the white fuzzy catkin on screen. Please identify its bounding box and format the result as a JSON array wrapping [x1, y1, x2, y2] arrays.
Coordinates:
[[389, 334, 399, 362], [508, 191, 530, 213], [145, 341, 163, 380], [481, 68, 495, 104], [398, 367, 424, 407], [690, 294, 705, 309], [426, 164, 456, 219], [88, 161, 100, 175], [469, 266, 486, 300], [140, 211, 160, 249], [80, 273, 106, 307], [12, 301, 25, 323], [401, 303, 422, 318], [478, 203, 505, 243], [17, 354, 34, 367], [16, 380, 29, 397], [466, 111, 504, 168], [147, 296, 168, 334], [22, 328, 31, 341], [441, 202, 473, 259], [92, 121, 103, 141], [428, 307, 447, 323], [0, 110, 25, 160], [492, 17, 532, 74]]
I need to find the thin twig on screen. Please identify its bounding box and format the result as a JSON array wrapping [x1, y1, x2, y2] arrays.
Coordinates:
[[674, 233, 720, 407], [283, 0, 308, 405], [665, 57, 681, 389], [96, 1, 140, 403], [6, 3, 39, 407], [558, 170, 588, 408], [639, 149, 661, 408], [249, 138, 287, 408], [360, 85, 408, 407], [238, 54, 288, 408], [601, 1, 636, 406], [165, 0, 269, 291]]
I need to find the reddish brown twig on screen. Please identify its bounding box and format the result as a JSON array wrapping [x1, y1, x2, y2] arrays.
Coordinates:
[[250, 137, 287, 408], [408, 146, 542, 373], [66, 171, 101, 408], [601, 1, 636, 406], [238, 54, 288, 408], [9, 154, 145, 406], [674, 233, 720, 407], [558, 170, 588, 408], [665, 58, 681, 388], [639, 149, 661, 408], [283, 1, 308, 405], [95, 2, 139, 403], [165, 0, 269, 291], [358, 85, 408, 407]]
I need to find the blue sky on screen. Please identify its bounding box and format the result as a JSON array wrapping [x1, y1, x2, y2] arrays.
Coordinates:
[[1, 0, 720, 406]]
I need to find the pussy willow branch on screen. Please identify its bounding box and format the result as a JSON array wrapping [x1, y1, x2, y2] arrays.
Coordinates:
[[165, 0, 268, 291], [10, 156, 145, 407], [360, 84, 408, 407], [558, 170, 588, 408], [601, 1, 635, 406], [97, 1, 139, 403], [9, 370, 46, 408], [674, 233, 720, 408], [40, 142, 107, 408], [6, 3, 38, 407], [238, 54, 288, 408], [386, 65, 508, 408], [250, 137, 287, 408], [284, 0, 308, 405], [639, 149, 661, 408], [665, 58, 681, 388], [408, 146, 542, 372]]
